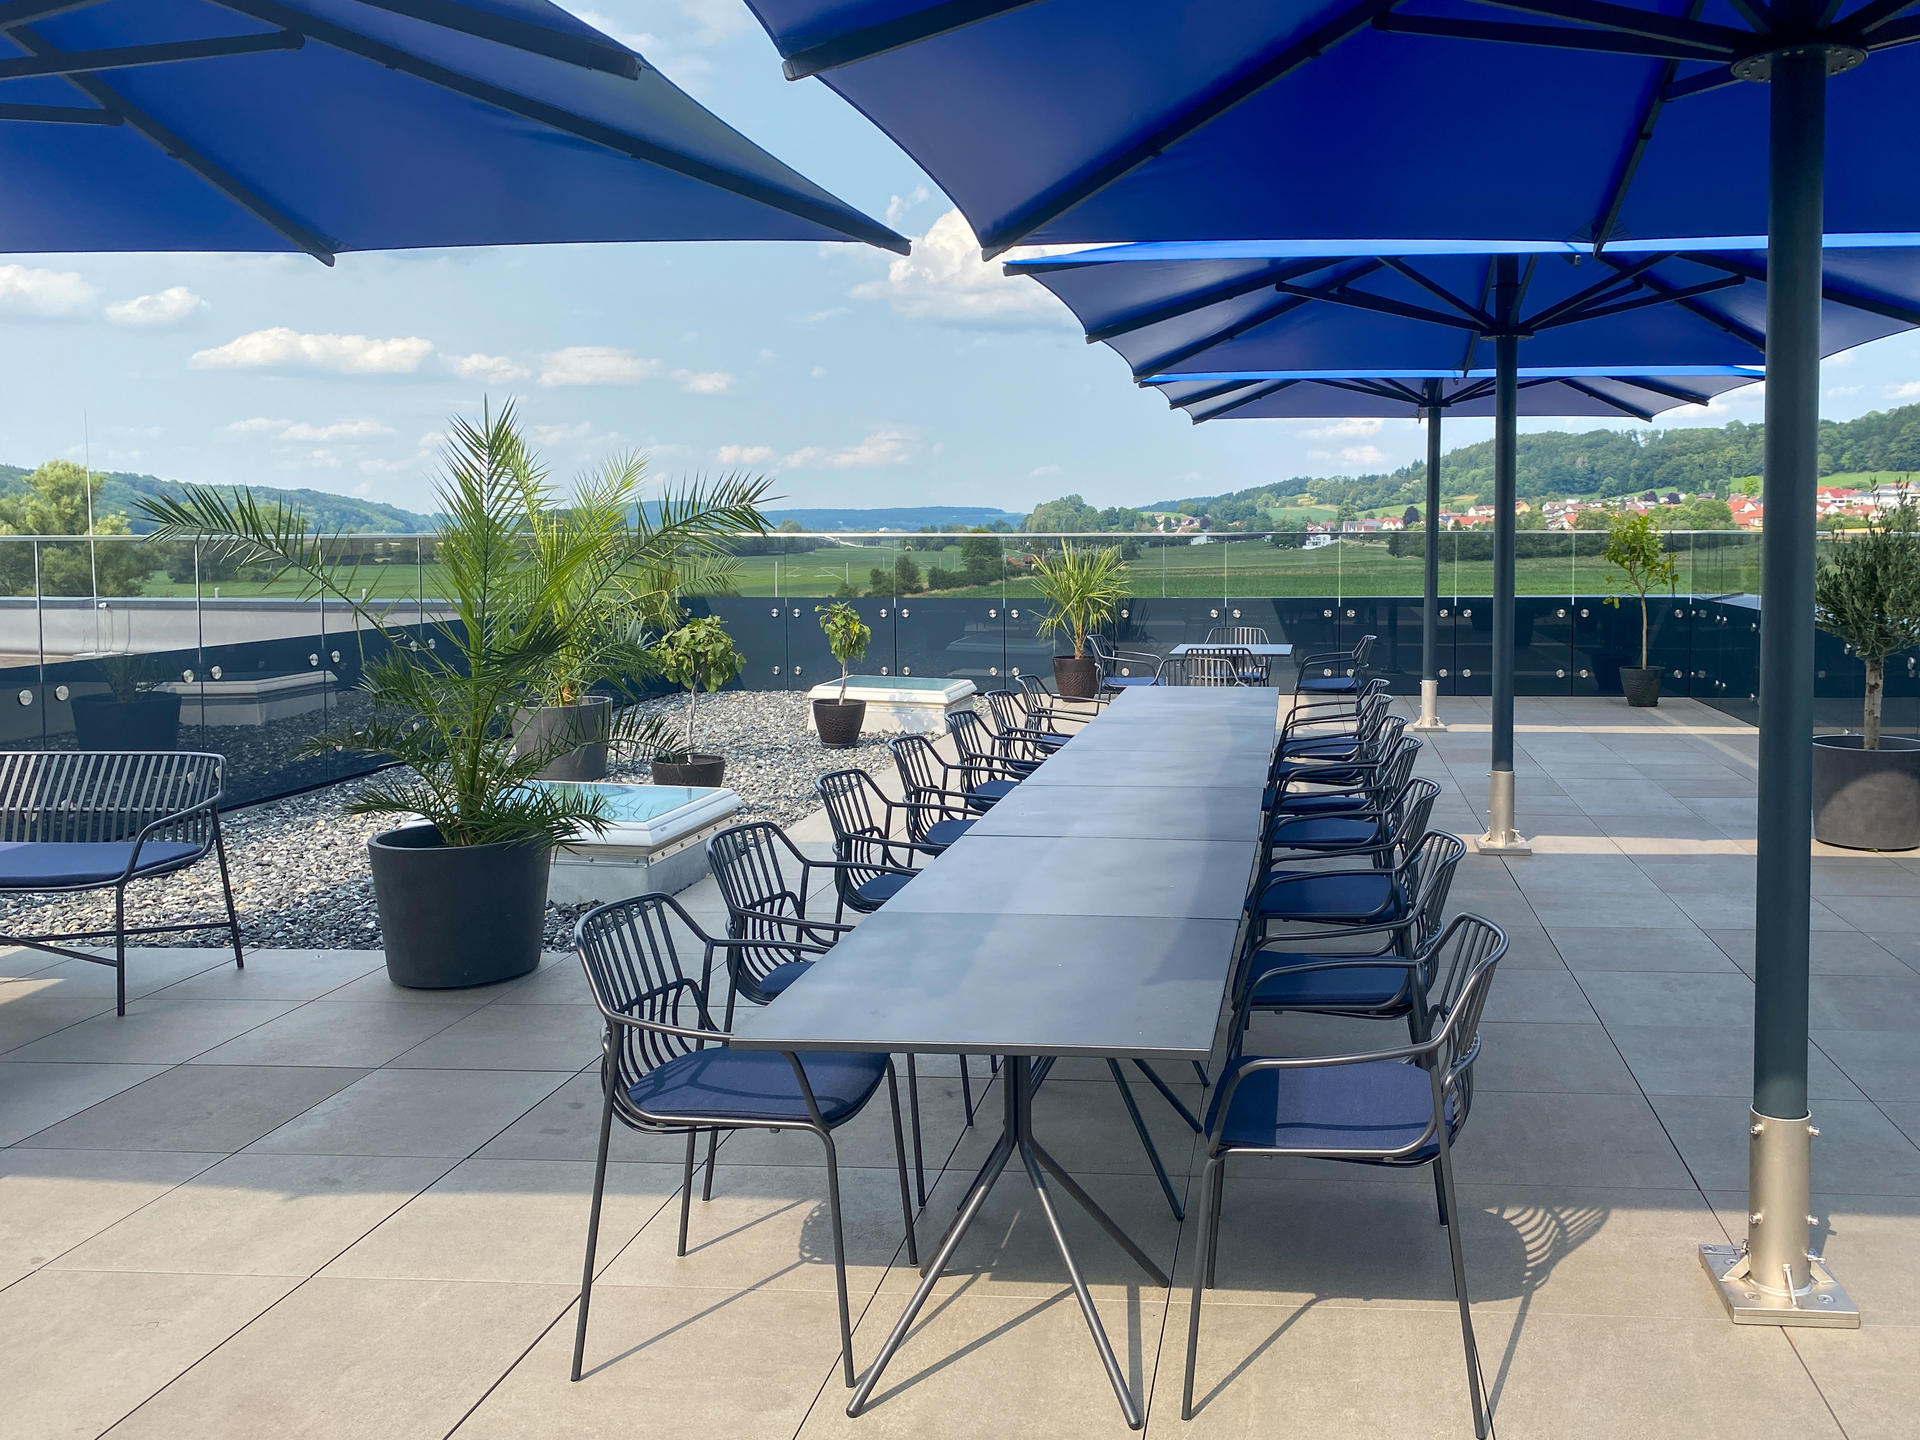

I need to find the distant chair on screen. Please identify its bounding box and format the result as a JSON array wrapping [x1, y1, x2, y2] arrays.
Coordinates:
[[1185, 643, 1268, 686], [570, 893, 918, 1390], [1088, 633, 1159, 689], [707, 821, 849, 1015], [883, 735, 980, 848], [1185, 914, 1507, 1434], [815, 768, 936, 915], [983, 688, 1069, 760], [0, 750, 243, 1015], [1205, 625, 1271, 645], [940, 714, 1024, 807], [949, 705, 1042, 778], [1294, 632, 1376, 702], [1156, 652, 1244, 687]]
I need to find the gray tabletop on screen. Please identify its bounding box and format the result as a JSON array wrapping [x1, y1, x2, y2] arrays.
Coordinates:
[[1169, 642, 1295, 657], [1020, 747, 1269, 789], [881, 834, 1255, 920], [961, 783, 1264, 842]]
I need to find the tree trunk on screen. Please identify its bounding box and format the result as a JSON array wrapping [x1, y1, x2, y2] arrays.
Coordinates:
[[1639, 590, 1650, 670], [1865, 656, 1884, 750], [684, 687, 697, 752]]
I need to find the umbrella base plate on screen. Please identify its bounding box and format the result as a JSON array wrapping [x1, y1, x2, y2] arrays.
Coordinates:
[[1699, 1244, 1860, 1328]]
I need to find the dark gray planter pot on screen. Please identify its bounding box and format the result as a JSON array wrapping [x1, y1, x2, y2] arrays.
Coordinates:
[[1812, 734, 1920, 851], [1619, 666, 1663, 708], [367, 824, 550, 988], [71, 692, 181, 750], [516, 695, 613, 781], [652, 753, 725, 787], [813, 697, 867, 748], [1053, 655, 1100, 700]]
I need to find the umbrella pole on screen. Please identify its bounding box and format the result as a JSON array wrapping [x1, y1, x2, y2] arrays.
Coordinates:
[[1413, 398, 1446, 732], [1699, 35, 1856, 1326], [1478, 259, 1528, 853]]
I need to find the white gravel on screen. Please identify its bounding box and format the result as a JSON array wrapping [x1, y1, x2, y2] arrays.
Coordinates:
[[0, 691, 899, 951]]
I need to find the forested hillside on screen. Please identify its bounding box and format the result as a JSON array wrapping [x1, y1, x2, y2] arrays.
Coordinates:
[[0, 465, 437, 534]]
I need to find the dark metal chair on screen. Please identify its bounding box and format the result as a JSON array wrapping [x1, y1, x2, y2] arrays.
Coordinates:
[[1265, 775, 1442, 872], [816, 768, 936, 914], [983, 687, 1069, 760], [1205, 625, 1271, 645], [707, 821, 852, 1014], [1247, 830, 1465, 954], [0, 750, 243, 1014], [938, 715, 1024, 809], [1183, 644, 1266, 686], [1087, 633, 1159, 689], [883, 734, 982, 848], [1293, 632, 1376, 702], [1154, 652, 1242, 687], [1184, 914, 1508, 1434], [1266, 727, 1417, 826], [570, 893, 918, 1389]]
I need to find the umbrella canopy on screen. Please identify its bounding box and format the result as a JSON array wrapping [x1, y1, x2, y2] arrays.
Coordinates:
[[1153, 369, 1763, 423], [0, 0, 907, 260], [1009, 240, 1920, 377], [741, 0, 1918, 254]]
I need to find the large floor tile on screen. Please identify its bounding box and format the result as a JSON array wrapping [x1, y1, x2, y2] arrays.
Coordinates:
[[1808, 973, 1920, 1031], [1472, 1022, 1640, 1095], [247, 1067, 571, 1158], [1810, 1030, 1920, 1104], [1808, 857, 1920, 896], [1651, 1095, 1920, 1195], [152, 949, 383, 1002], [1447, 1092, 1695, 1190], [1610, 1024, 1864, 1100], [1789, 1325, 1920, 1440], [188, 998, 477, 1067], [3, 996, 298, 1064], [1705, 928, 1912, 976], [0, 1268, 297, 1440], [1821, 893, 1920, 933], [0, 992, 116, 1055], [326, 1156, 679, 1286], [12, 948, 233, 1002], [1481, 971, 1597, 1024], [473, 1070, 709, 1165], [0, 1060, 167, 1146], [387, 1000, 604, 1071], [1576, 970, 1755, 1029], [49, 1151, 453, 1278], [0, 1147, 218, 1287], [105, 1276, 573, 1440], [21, 1062, 364, 1152], [1546, 925, 1739, 974]]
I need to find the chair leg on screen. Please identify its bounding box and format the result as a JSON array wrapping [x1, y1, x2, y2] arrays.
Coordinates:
[[570, 1078, 618, 1381], [885, 1062, 919, 1266], [1436, 1138, 1489, 1439], [905, 1054, 926, 1207], [213, 818, 244, 968], [1205, 1158, 1226, 1288], [1191, 1060, 1210, 1088], [677, 1130, 697, 1258], [959, 1054, 975, 1126], [1431, 1160, 1451, 1228], [113, 886, 127, 1017], [818, 1129, 857, 1388], [1182, 1154, 1223, 1421], [700, 1127, 720, 1203]]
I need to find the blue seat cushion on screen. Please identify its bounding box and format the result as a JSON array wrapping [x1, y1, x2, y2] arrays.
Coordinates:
[[1265, 788, 1372, 816], [1298, 675, 1359, 694], [1207, 1057, 1442, 1159], [628, 1047, 889, 1127], [1254, 870, 1407, 923], [965, 779, 1018, 809], [854, 871, 913, 905], [755, 959, 813, 998], [1245, 954, 1415, 1010], [1278, 737, 1363, 762], [1266, 815, 1386, 851], [923, 818, 974, 847], [0, 840, 201, 889], [1033, 730, 1070, 748], [1104, 674, 1157, 687]]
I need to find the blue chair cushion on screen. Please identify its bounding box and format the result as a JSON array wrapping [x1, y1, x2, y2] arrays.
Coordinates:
[[1245, 955, 1415, 1010], [1033, 731, 1071, 748], [756, 959, 813, 998], [1254, 870, 1407, 923], [1298, 675, 1359, 694], [0, 840, 201, 889], [1207, 1057, 1442, 1159], [965, 779, 1018, 809], [1104, 674, 1158, 687], [628, 1047, 889, 1127], [923, 818, 974, 847], [1278, 737, 1363, 762], [1265, 788, 1373, 816], [1266, 815, 1386, 851], [854, 871, 913, 905]]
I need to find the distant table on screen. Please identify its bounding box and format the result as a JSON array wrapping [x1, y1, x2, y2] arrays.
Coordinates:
[[731, 684, 1279, 1427], [1167, 642, 1295, 657]]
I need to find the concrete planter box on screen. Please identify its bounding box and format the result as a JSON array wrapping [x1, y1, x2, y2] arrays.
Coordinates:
[[804, 675, 976, 735]]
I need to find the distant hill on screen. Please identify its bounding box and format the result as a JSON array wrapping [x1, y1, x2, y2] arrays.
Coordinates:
[[762, 505, 1024, 531], [0, 465, 439, 534]]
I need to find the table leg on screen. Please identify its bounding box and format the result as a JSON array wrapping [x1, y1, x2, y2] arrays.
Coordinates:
[[1107, 1059, 1184, 1221]]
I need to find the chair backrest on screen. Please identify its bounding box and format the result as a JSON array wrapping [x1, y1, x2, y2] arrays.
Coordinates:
[[886, 734, 965, 842], [1381, 778, 1443, 857], [0, 750, 224, 846], [707, 821, 818, 982], [1414, 914, 1509, 1133], [1394, 830, 1466, 951], [1366, 731, 1419, 799], [1207, 625, 1270, 645], [946, 709, 1009, 785], [1350, 633, 1377, 671], [818, 768, 912, 906], [575, 892, 718, 1118], [1017, 674, 1052, 709], [983, 690, 1046, 756], [1178, 650, 1246, 686]]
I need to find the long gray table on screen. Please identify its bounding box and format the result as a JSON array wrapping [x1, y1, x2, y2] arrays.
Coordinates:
[[731, 685, 1279, 1427]]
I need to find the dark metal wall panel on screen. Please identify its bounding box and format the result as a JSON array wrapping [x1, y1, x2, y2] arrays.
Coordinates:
[[779, 596, 895, 691], [894, 599, 1005, 685], [697, 598, 794, 691], [1514, 599, 1576, 696], [1451, 599, 1493, 696]]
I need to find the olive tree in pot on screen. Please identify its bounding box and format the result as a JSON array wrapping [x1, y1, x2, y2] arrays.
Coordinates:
[[139, 402, 767, 988], [651, 616, 742, 786], [1812, 503, 1920, 850], [812, 601, 871, 747], [1602, 511, 1678, 707], [1030, 541, 1126, 700]]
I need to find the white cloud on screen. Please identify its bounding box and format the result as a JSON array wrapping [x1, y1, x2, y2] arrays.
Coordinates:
[[1825, 351, 1854, 368], [851, 208, 1081, 326], [529, 420, 629, 449], [674, 368, 734, 395], [1029, 464, 1064, 479], [797, 307, 848, 324], [1827, 384, 1863, 399], [758, 348, 777, 361], [1341, 445, 1389, 468], [225, 416, 289, 436], [717, 444, 776, 465], [105, 286, 206, 328], [810, 365, 827, 379], [191, 327, 433, 374], [1308, 417, 1384, 439], [885, 184, 932, 229], [225, 416, 394, 442], [1887, 381, 1920, 400], [782, 430, 914, 470], [0, 264, 97, 318], [536, 345, 661, 387], [445, 352, 529, 385]]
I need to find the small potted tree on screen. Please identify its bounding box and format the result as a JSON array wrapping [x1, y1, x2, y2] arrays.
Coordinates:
[[813, 601, 871, 747], [1029, 541, 1126, 700], [1602, 511, 1678, 706], [651, 615, 742, 786], [72, 653, 182, 750], [1813, 503, 1920, 849]]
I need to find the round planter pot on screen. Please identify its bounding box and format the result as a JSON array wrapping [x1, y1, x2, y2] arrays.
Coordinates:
[[1619, 666, 1663, 708], [652, 753, 726, 787], [516, 695, 612, 781], [1053, 655, 1101, 701], [813, 697, 867, 748], [70, 692, 182, 750], [1812, 734, 1920, 851], [367, 824, 549, 988]]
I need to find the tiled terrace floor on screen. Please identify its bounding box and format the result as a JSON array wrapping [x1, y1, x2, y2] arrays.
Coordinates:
[[3, 696, 1919, 1439]]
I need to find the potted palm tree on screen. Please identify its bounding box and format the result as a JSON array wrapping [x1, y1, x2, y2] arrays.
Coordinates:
[[72, 653, 181, 750], [813, 601, 871, 747], [1813, 503, 1920, 850], [1030, 541, 1126, 700], [139, 402, 768, 988], [1601, 511, 1678, 707], [651, 615, 742, 786]]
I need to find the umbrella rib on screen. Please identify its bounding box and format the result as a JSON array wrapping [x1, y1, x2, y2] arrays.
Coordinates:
[[779, 0, 1048, 80], [1680, 251, 1920, 325], [1372, 13, 1733, 63], [1378, 257, 1499, 327], [0, 100, 117, 123], [1619, 375, 1716, 404], [978, 0, 1399, 257], [1540, 272, 1746, 326], [1272, 278, 1485, 331], [1865, 14, 1920, 44], [0, 32, 302, 82], [1590, 0, 1708, 250], [1154, 377, 1274, 407], [1468, 0, 1751, 50], [1189, 378, 1299, 423], [0, 1, 98, 24], [1, 21, 338, 263], [1844, 0, 1920, 31], [1563, 377, 1656, 420], [1525, 251, 1673, 328], [209, 0, 911, 255], [345, 0, 639, 78], [1595, 253, 1764, 352], [1082, 259, 1344, 343]]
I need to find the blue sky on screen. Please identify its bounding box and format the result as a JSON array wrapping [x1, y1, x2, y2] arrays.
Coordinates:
[[7, 0, 1920, 517]]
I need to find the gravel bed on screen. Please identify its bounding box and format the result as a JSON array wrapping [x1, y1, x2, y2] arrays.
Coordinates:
[[0, 691, 900, 952]]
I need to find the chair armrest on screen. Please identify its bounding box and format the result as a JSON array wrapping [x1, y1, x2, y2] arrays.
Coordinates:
[[121, 796, 222, 880]]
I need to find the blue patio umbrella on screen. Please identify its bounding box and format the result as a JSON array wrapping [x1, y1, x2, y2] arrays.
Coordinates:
[[747, 0, 1917, 1325], [1008, 238, 1918, 842], [0, 0, 907, 258], [1150, 367, 1764, 730]]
